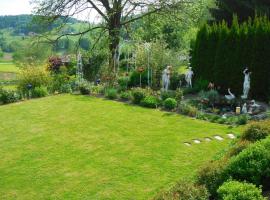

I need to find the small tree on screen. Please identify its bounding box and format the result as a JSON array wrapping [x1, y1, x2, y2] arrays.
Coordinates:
[[33, 0, 193, 80]]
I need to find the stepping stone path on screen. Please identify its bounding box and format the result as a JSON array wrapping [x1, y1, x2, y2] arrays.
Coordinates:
[[193, 139, 201, 144], [214, 135, 224, 141], [227, 133, 236, 139], [183, 133, 236, 146], [184, 142, 191, 146]]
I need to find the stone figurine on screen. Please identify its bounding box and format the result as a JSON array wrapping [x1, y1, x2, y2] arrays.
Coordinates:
[[185, 67, 194, 88], [225, 88, 235, 101], [248, 100, 261, 114], [162, 66, 172, 91], [242, 103, 248, 114], [241, 68, 251, 99]]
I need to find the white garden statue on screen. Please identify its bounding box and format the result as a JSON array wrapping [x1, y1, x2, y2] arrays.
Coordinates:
[[162, 66, 172, 91], [241, 68, 251, 99], [225, 88, 235, 101], [185, 67, 194, 88], [242, 103, 248, 114]]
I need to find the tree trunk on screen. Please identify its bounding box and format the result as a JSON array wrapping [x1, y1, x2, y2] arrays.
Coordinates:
[[108, 6, 122, 84]]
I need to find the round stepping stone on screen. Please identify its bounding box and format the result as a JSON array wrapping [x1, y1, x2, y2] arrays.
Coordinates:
[[214, 135, 224, 141], [193, 139, 201, 144], [184, 142, 191, 146], [205, 137, 212, 142], [227, 133, 236, 139]]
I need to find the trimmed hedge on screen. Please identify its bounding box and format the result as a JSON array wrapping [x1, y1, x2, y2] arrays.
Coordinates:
[[225, 138, 270, 186], [163, 98, 177, 110], [141, 95, 159, 108], [217, 180, 265, 200], [191, 16, 270, 101]]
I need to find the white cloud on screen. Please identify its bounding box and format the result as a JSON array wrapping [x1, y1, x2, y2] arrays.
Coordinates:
[[0, 0, 33, 16]]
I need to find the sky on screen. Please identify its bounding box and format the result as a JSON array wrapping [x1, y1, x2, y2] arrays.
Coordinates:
[[0, 0, 100, 22], [0, 0, 33, 16]]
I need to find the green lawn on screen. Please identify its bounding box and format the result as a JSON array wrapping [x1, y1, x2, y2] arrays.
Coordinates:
[[1, 84, 17, 90], [0, 62, 19, 73], [0, 95, 242, 200]]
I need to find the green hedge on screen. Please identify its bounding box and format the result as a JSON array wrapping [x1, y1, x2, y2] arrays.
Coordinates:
[[191, 15, 270, 101], [217, 180, 265, 200]]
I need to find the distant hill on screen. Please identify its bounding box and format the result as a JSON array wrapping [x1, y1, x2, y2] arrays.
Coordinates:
[[0, 14, 81, 35]]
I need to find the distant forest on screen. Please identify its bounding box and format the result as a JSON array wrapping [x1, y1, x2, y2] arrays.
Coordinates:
[[0, 15, 80, 35]]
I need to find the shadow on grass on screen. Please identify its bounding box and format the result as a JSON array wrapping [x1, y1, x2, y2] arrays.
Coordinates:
[[162, 112, 177, 117]]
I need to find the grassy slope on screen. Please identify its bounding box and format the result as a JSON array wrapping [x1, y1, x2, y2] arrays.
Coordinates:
[[0, 95, 242, 200], [0, 62, 19, 73]]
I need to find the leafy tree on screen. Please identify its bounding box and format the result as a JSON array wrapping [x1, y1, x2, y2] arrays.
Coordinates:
[[13, 42, 52, 67], [210, 0, 270, 25], [33, 0, 193, 79], [79, 38, 91, 51], [0, 49, 3, 58]]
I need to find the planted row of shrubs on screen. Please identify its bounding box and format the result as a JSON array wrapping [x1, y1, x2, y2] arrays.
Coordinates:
[[155, 120, 270, 200], [78, 83, 183, 111], [0, 86, 50, 104], [78, 82, 251, 126]]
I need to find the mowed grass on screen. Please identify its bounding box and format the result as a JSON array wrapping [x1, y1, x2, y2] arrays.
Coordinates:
[[0, 95, 241, 200], [1, 84, 17, 90], [0, 62, 19, 73]]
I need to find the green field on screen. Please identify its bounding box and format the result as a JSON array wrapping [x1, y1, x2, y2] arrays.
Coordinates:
[[0, 62, 19, 73], [0, 95, 241, 199]]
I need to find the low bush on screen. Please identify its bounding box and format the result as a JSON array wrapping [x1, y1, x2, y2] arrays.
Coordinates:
[[217, 180, 265, 200], [119, 91, 131, 101], [160, 90, 176, 101], [153, 181, 209, 200], [0, 88, 21, 104], [78, 81, 91, 95], [178, 103, 198, 117], [105, 88, 118, 99], [17, 66, 51, 95], [50, 73, 74, 93], [131, 87, 147, 104], [118, 76, 129, 91], [196, 159, 229, 198], [32, 86, 48, 98], [225, 138, 270, 186], [141, 95, 158, 108], [59, 83, 73, 93], [227, 140, 252, 158], [199, 90, 220, 107], [164, 98, 177, 110], [90, 84, 105, 95], [236, 115, 248, 125], [241, 120, 270, 142], [175, 88, 184, 104]]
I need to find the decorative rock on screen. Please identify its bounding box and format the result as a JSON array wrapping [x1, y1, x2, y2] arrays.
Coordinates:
[[251, 113, 268, 121], [184, 142, 191, 146], [227, 133, 236, 139], [214, 135, 224, 141], [205, 137, 212, 142], [193, 139, 201, 144]]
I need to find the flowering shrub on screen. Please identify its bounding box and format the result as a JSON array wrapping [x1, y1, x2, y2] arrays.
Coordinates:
[[48, 56, 63, 72]]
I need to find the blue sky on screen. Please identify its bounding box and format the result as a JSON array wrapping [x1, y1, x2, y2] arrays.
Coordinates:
[[0, 0, 32, 15]]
